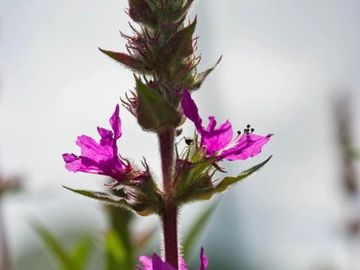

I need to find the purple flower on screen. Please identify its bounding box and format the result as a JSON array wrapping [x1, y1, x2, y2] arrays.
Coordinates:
[[62, 105, 134, 181], [181, 90, 271, 161], [137, 248, 208, 270]]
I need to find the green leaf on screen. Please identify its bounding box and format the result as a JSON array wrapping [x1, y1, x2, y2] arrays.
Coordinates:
[[166, 0, 194, 23], [105, 197, 148, 268], [107, 206, 133, 238], [63, 186, 159, 216], [214, 155, 272, 193], [99, 48, 150, 73], [183, 203, 217, 258], [106, 206, 134, 269], [105, 230, 133, 270], [174, 157, 213, 203], [35, 225, 76, 270], [136, 78, 181, 132], [169, 17, 196, 58], [70, 238, 93, 270], [63, 186, 128, 206], [190, 56, 222, 90], [158, 18, 197, 65]]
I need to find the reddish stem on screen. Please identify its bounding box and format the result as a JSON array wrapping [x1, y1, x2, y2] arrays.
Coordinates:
[[158, 129, 179, 269]]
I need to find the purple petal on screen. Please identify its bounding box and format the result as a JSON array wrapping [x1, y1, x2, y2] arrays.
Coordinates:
[[198, 247, 208, 270], [63, 153, 78, 163], [181, 91, 234, 156], [64, 159, 84, 172], [221, 134, 272, 161], [137, 254, 188, 270], [62, 153, 102, 174], [110, 104, 122, 139], [139, 256, 153, 270], [151, 255, 166, 270], [206, 116, 217, 131], [179, 257, 188, 270], [181, 90, 204, 134], [62, 153, 83, 172], [76, 135, 114, 162], [152, 254, 176, 270], [63, 105, 129, 180], [97, 127, 113, 146], [202, 120, 233, 155], [63, 135, 127, 179]]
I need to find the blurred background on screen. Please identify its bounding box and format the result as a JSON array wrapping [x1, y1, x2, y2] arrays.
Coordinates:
[[0, 0, 360, 269]]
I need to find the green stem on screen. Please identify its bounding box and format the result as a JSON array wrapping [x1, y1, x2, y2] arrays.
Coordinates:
[[158, 128, 179, 269]]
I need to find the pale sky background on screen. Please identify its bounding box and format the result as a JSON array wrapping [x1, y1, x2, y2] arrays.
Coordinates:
[[1, 1, 360, 270]]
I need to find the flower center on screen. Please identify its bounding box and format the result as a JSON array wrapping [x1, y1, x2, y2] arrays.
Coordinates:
[[237, 124, 255, 136]]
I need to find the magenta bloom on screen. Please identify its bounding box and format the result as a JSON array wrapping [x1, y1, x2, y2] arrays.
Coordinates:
[[181, 90, 271, 161], [137, 248, 208, 270], [62, 105, 132, 181]]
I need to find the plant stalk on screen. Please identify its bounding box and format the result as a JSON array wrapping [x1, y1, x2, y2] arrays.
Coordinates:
[[159, 128, 179, 269]]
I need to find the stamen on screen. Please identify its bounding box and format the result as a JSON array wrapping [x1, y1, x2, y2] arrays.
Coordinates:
[[242, 124, 255, 135]]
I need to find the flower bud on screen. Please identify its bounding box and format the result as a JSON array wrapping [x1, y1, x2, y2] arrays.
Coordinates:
[[128, 0, 158, 28]]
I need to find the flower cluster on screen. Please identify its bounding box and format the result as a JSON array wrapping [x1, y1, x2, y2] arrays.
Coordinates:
[[62, 1, 273, 268]]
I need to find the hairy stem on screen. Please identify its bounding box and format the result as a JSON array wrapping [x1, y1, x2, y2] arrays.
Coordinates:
[[159, 128, 179, 268]]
